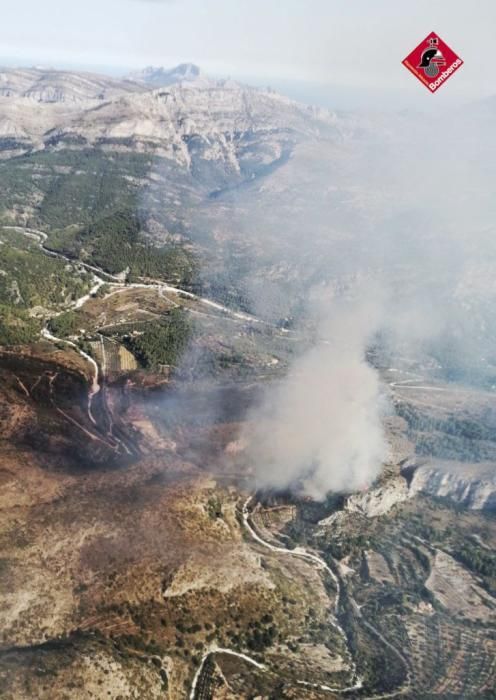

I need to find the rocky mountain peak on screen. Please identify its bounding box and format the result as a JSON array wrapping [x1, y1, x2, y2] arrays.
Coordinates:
[[127, 63, 202, 87]]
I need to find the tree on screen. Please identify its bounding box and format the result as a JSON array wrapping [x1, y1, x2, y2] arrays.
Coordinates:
[[47, 311, 80, 338]]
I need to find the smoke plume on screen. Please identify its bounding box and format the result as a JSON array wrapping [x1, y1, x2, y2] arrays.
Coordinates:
[[245, 293, 388, 498], [142, 85, 496, 499]]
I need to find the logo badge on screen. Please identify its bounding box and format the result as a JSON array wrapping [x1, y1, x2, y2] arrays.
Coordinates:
[[402, 32, 463, 93]]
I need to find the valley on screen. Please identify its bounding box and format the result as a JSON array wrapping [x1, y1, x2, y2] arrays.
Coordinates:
[[0, 231, 494, 697], [0, 64, 494, 699]]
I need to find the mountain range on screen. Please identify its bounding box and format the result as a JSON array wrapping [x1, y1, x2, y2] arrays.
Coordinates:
[[0, 63, 340, 158]]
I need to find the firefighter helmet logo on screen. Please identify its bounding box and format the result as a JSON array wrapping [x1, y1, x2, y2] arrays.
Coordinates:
[[418, 37, 446, 78], [402, 32, 463, 93]]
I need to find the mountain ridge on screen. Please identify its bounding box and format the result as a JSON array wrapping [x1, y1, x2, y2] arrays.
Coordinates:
[[0, 64, 343, 182]]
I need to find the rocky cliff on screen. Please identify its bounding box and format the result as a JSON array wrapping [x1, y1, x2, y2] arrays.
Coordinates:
[[408, 461, 496, 511], [0, 65, 341, 169]]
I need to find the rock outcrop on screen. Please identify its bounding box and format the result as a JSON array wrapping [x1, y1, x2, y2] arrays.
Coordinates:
[[344, 475, 410, 517], [408, 461, 496, 511]]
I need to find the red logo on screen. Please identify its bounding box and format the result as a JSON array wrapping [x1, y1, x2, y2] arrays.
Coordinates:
[[402, 32, 463, 93]]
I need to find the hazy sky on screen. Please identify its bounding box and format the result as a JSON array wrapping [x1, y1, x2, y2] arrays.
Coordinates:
[[2, 0, 495, 105]]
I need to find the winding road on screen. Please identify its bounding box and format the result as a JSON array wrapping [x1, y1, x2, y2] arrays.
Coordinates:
[[237, 495, 412, 699], [190, 495, 412, 698], [5, 225, 275, 450], [41, 328, 101, 425], [242, 496, 362, 693], [3, 225, 268, 324], [6, 225, 411, 697]]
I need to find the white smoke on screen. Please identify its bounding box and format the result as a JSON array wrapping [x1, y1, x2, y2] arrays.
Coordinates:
[[246, 293, 388, 499], [140, 81, 496, 500]]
